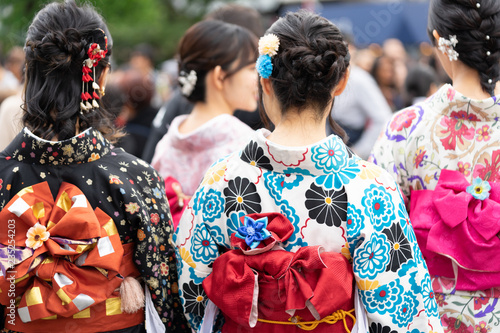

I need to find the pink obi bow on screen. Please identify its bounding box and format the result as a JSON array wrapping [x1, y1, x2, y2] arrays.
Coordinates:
[[410, 169, 500, 290], [0, 182, 124, 322]]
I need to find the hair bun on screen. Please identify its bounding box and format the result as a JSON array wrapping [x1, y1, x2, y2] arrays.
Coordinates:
[[37, 28, 85, 72]]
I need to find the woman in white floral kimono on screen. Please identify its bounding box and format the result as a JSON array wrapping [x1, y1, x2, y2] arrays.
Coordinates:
[[175, 10, 443, 333], [370, 0, 500, 332]]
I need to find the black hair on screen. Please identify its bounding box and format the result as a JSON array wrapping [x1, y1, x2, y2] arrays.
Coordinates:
[[205, 4, 263, 37], [177, 20, 258, 103], [404, 64, 439, 107], [259, 10, 350, 140], [428, 0, 500, 96], [23, 0, 121, 142]]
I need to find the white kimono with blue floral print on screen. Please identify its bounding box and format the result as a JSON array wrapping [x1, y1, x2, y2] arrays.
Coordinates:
[[174, 129, 443, 333]]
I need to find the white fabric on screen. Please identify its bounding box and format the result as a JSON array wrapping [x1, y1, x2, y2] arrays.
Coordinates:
[[145, 284, 166, 333], [351, 286, 368, 333], [198, 300, 219, 333]]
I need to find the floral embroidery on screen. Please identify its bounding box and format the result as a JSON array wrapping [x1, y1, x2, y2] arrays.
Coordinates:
[[311, 136, 348, 173], [413, 146, 427, 169], [137, 229, 146, 241], [25, 222, 50, 250], [436, 111, 477, 151], [362, 279, 404, 314], [88, 152, 100, 162], [190, 224, 218, 264], [201, 189, 224, 223], [109, 174, 123, 184], [476, 125, 491, 142], [150, 213, 160, 225], [458, 161, 472, 177], [125, 202, 140, 214], [181, 281, 206, 317], [362, 185, 395, 231], [358, 161, 382, 180], [201, 161, 227, 186], [474, 150, 500, 182], [390, 109, 417, 132]]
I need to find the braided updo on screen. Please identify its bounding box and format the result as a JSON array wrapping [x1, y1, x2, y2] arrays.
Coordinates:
[[23, 0, 119, 141], [428, 0, 500, 96], [261, 10, 350, 139]]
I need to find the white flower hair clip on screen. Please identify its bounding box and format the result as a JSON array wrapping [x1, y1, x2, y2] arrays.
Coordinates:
[[178, 70, 198, 97], [438, 35, 459, 61]]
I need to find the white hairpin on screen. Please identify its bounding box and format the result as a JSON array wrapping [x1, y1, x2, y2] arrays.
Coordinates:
[[438, 35, 459, 61], [178, 70, 198, 97]]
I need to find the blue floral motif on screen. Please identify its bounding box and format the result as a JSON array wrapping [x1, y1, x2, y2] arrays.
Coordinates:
[[397, 202, 416, 243], [192, 187, 206, 215], [187, 315, 202, 332], [263, 171, 303, 204], [283, 167, 313, 177], [421, 272, 439, 317], [354, 233, 391, 279], [362, 185, 395, 231], [189, 266, 205, 284], [257, 54, 273, 78], [362, 279, 404, 314], [152, 187, 162, 198], [175, 246, 183, 277], [190, 224, 218, 265], [466, 177, 491, 200], [280, 201, 306, 250], [236, 216, 272, 249], [311, 136, 348, 173], [205, 224, 226, 247], [391, 292, 419, 327], [346, 203, 365, 256], [315, 163, 360, 190], [201, 189, 224, 223], [227, 211, 245, 242]]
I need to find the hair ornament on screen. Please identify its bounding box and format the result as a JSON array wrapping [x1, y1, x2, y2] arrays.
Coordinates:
[[476, 2, 481, 9], [486, 35, 490, 40], [438, 35, 459, 61], [80, 32, 108, 114], [178, 70, 197, 97], [256, 34, 280, 79]]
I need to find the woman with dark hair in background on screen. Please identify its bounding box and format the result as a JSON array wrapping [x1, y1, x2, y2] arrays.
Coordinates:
[[0, 1, 187, 332], [371, 0, 500, 331], [151, 20, 258, 228], [175, 10, 442, 333]]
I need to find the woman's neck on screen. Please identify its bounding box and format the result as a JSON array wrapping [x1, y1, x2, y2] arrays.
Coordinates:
[[178, 98, 233, 135], [452, 62, 500, 99], [266, 110, 329, 147]]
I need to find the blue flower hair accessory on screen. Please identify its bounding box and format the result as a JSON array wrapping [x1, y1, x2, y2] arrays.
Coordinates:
[[236, 216, 272, 249], [256, 34, 280, 78], [466, 177, 491, 200]]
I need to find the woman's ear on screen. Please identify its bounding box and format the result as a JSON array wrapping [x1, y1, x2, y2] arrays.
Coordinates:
[[432, 30, 441, 44], [260, 77, 272, 96], [211, 65, 225, 91], [333, 66, 350, 97]]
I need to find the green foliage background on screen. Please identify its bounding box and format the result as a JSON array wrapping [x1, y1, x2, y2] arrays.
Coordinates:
[[0, 0, 223, 66]]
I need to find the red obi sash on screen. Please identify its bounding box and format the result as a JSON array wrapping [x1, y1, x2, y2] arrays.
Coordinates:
[[410, 169, 500, 291], [202, 213, 355, 333], [0, 182, 144, 332]]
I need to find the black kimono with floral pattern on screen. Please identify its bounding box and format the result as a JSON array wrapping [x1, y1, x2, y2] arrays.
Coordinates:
[[0, 128, 189, 332]]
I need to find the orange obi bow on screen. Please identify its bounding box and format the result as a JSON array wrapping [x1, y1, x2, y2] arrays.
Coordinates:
[[0, 182, 124, 323]]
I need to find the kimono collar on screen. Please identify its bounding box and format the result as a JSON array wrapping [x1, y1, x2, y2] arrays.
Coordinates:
[[1, 127, 111, 165], [430, 84, 500, 120], [240, 129, 360, 177]]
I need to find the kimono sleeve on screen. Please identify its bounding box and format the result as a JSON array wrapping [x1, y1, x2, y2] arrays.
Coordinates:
[[346, 171, 443, 333], [131, 170, 188, 331], [174, 183, 225, 331]]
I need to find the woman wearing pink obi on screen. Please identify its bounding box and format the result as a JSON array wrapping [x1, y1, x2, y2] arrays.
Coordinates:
[[151, 21, 257, 228], [371, 0, 500, 331]]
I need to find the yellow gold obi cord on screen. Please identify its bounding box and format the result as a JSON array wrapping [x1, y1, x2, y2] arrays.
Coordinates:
[[257, 308, 356, 332]]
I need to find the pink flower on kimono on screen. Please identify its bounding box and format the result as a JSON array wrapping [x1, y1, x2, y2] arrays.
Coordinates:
[[476, 125, 491, 142], [446, 87, 456, 101], [437, 111, 477, 150], [475, 321, 492, 333], [390, 109, 416, 132], [442, 314, 474, 333], [473, 297, 489, 310], [413, 146, 427, 168], [474, 150, 500, 182], [457, 161, 471, 177], [26, 222, 50, 250]]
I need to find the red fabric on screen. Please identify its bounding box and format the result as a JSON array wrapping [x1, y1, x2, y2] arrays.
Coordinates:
[[203, 213, 355, 333], [410, 169, 500, 290], [164, 176, 190, 230]]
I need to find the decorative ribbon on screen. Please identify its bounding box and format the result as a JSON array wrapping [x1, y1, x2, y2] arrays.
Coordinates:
[[411, 169, 500, 290], [0, 182, 124, 323]]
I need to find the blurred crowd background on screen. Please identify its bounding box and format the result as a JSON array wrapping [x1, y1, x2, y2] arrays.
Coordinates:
[[0, 0, 447, 159]]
